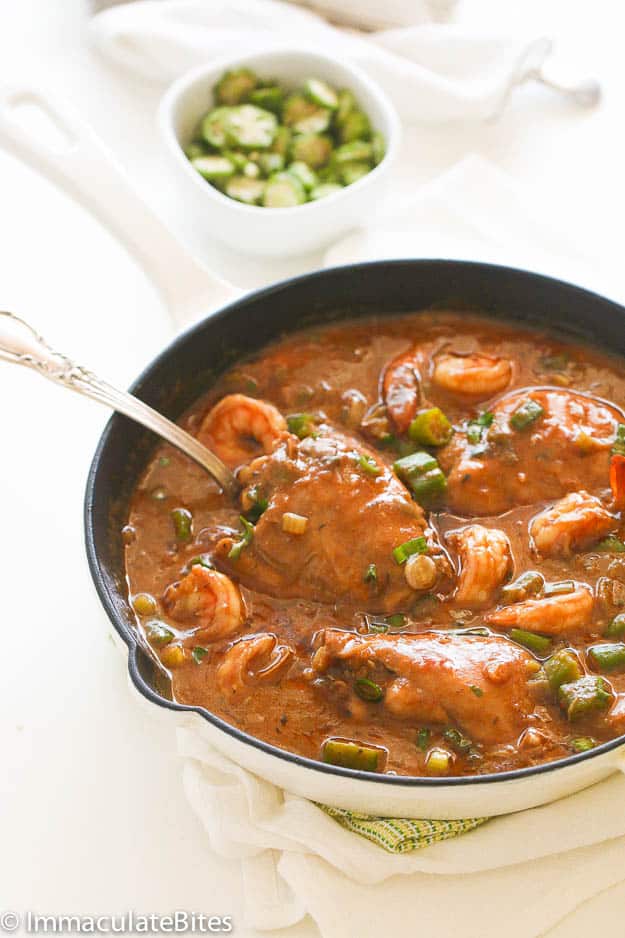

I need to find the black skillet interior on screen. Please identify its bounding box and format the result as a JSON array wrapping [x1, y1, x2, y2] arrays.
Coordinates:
[[84, 259, 625, 784]]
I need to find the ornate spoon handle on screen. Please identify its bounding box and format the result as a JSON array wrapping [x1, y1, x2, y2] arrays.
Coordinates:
[[0, 310, 237, 497]]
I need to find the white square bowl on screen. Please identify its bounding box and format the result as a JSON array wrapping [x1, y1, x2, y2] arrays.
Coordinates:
[[158, 47, 401, 258]]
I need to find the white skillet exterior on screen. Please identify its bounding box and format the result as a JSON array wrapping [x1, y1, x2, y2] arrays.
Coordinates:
[[125, 664, 625, 821], [3, 78, 625, 821], [158, 48, 401, 258], [186, 710, 625, 819]]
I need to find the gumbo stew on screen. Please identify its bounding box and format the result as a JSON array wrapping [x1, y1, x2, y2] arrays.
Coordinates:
[[124, 312, 625, 777]]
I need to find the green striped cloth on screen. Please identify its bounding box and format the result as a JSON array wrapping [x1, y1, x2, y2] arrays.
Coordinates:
[[319, 805, 488, 853]]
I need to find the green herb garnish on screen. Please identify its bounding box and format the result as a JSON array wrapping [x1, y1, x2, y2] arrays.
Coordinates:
[[466, 411, 494, 445], [392, 535, 428, 565], [357, 454, 381, 477], [228, 516, 255, 560]]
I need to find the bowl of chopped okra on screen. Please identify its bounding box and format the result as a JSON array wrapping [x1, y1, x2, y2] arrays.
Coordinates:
[[158, 48, 401, 257]]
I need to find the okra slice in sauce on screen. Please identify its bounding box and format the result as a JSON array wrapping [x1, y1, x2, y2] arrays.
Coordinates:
[[322, 739, 383, 772], [588, 643, 625, 673], [558, 676, 613, 721]]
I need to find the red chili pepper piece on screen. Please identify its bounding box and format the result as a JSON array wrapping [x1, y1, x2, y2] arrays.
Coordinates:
[[610, 454, 625, 508]]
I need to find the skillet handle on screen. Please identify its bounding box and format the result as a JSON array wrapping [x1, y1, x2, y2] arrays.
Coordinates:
[[0, 86, 241, 326]]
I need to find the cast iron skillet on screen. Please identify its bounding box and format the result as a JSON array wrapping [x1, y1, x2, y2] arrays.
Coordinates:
[[84, 259, 625, 809]]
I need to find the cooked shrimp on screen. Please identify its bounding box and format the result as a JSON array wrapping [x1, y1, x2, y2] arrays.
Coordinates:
[[217, 633, 293, 699], [162, 565, 245, 642], [449, 524, 511, 607], [433, 352, 512, 398], [486, 584, 593, 635], [382, 347, 426, 433], [530, 491, 616, 557], [198, 393, 287, 468]]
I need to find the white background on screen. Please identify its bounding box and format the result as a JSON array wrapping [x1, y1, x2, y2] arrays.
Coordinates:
[[1, 1, 624, 935]]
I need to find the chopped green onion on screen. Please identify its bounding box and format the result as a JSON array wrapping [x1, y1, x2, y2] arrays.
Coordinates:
[[588, 642, 625, 673], [287, 412, 317, 439], [158, 456, 171, 468], [367, 621, 389, 634], [245, 485, 269, 523], [606, 612, 625, 638], [392, 535, 428, 566], [443, 727, 473, 754], [571, 736, 596, 753], [228, 516, 255, 560], [357, 454, 381, 476], [612, 423, 625, 457], [544, 579, 575, 597], [544, 649, 582, 692], [188, 554, 214, 570], [425, 747, 451, 775], [408, 407, 453, 447], [354, 678, 384, 703], [466, 411, 494, 444], [192, 646, 208, 664], [364, 563, 377, 585], [416, 728, 431, 751], [393, 451, 447, 506], [145, 621, 174, 647], [322, 739, 381, 771], [395, 449, 437, 473], [509, 398, 544, 431], [510, 628, 552, 656], [596, 536, 625, 553], [469, 684, 484, 697], [559, 676, 613, 721], [171, 507, 193, 542], [364, 612, 409, 633], [501, 571, 545, 604]]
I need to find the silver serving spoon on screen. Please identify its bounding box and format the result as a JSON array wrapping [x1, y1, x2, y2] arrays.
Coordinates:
[[0, 310, 238, 497]]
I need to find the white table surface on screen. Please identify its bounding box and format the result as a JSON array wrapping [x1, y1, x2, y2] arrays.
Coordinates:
[[1, 1, 623, 934]]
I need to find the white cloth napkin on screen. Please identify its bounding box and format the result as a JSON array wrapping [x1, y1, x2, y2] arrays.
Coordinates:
[[90, 0, 555, 122], [290, 0, 456, 32], [172, 156, 625, 937], [178, 717, 625, 937]]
